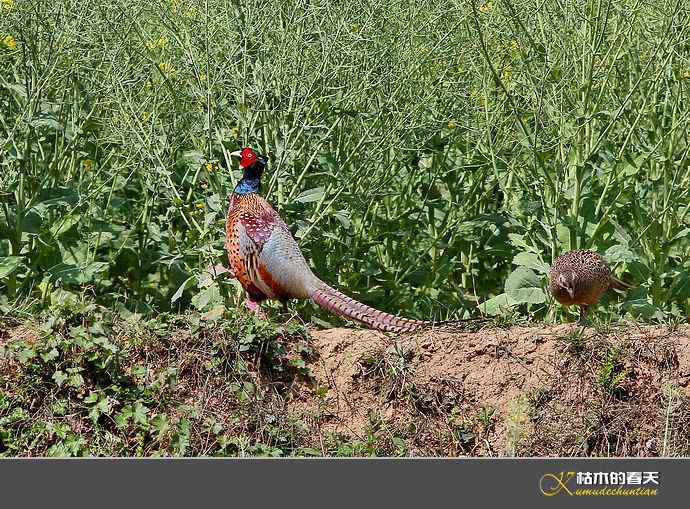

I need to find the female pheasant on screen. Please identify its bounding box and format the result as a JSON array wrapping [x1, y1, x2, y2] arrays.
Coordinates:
[[224, 147, 440, 333], [549, 249, 632, 325]]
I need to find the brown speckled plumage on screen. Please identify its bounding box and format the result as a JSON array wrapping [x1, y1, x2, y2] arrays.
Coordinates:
[[549, 249, 631, 324]]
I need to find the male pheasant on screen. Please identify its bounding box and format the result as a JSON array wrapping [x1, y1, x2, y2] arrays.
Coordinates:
[[224, 147, 443, 333], [548, 249, 632, 325]]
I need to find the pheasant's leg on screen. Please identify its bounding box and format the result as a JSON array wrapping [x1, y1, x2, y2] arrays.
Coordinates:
[[244, 296, 266, 319], [578, 305, 589, 326]]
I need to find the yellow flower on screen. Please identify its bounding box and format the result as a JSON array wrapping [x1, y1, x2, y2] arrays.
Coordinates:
[[139, 111, 150, 123], [82, 159, 94, 169], [158, 62, 171, 73], [2, 34, 17, 50], [681, 70, 690, 80], [195, 202, 204, 210], [470, 88, 487, 107], [204, 162, 217, 173], [1, 0, 15, 13], [509, 40, 518, 51], [145, 36, 169, 51], [171, 0, 177, 15], [231, 127, 240, 140], [501, 64, 512, 82], [478, 2, 491, 13], [447, 120, 457, 130]]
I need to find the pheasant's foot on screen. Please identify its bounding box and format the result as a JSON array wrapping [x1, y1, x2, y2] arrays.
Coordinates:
[[577, 305, 589, 326], [244, 297, 267, 319]]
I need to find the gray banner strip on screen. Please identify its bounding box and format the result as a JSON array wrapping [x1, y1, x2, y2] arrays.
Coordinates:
[[0, 459, 684, 508]]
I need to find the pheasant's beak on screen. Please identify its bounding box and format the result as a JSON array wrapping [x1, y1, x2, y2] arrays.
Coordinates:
[[566, 287, 575, 299], [230, 150, 243, 168]]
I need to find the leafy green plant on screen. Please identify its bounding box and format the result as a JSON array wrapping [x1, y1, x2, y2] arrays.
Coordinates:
[[596, 349, 628, 394], [0, 0, 687, 324]]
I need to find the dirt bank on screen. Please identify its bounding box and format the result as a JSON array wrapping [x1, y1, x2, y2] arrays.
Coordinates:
[[289, 323, 690, 456], [3, 318, 690, 456]]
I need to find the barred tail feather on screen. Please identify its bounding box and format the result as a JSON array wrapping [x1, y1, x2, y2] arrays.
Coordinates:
[[610, 277, 633, 291], [310, 284, 432, 333]]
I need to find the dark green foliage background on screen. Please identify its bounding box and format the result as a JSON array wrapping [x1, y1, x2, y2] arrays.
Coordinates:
[[1, 0, 690, 324]]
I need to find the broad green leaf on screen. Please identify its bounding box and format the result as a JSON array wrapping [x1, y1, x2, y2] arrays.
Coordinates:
[[115, 407, 133, 428], [502, 267, 546, 305], [605, 245, 635, 263], [52, 370, 68, 387], [505, 266, 541, 291], [508, 233, 538, 253], [171, 275, 197, 303], [506, 287, 546, 304], [668, 228, 690, 244], [41, 348, 59, 362], [50, 288, 79, 307], [4, 83, 27, 100], [180, 150, 205, 165], [670, 271, 690, 299], [512, 252, 549, 274], [621, 153, 646, 176], [191, 284, 221, 310], [46, 261, 108, 284], [201, 304, 225, 321], [479, 293, 516, 316], [20, 209, 44, 234], [151, 414, 170, 439], [46, 263, 81, 284], [16, 348, 35, 364], [0, 256, 23, 278], [334, 209, 351, 229], [81, 262, 109, 281], [295, 187, 325, 203], [317, 153, 338, 173], [31, 116, 63, 131], [132, 401, 149, 426], [49, 214, 81, 238], [39, 187, 79, 207]]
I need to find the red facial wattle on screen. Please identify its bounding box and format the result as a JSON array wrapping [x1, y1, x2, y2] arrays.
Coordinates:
[[240, 147, 257, 168]]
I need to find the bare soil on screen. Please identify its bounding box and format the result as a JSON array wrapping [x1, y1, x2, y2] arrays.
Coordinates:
[[288, 323, 690, 456]]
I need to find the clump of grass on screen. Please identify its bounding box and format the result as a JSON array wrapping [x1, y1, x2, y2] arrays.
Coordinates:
[[560, 328, 588, 356], [355, 343, 415, 401], [596, 349, 628, 395], [503, 395, 531, 457]]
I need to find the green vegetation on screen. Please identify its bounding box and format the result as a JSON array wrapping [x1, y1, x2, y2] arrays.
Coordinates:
[[0, 303, 317, 456], [1, 0, 690, 457], [1, 0, 689, 324]]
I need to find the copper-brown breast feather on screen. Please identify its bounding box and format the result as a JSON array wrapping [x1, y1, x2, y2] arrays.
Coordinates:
[[226, 194, 293, 300], [226, 195, 270, 301]]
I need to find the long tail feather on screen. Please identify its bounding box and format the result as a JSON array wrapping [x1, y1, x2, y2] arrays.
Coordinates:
[[310, 284, 433, 333], [610, 277, 633, 291]]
